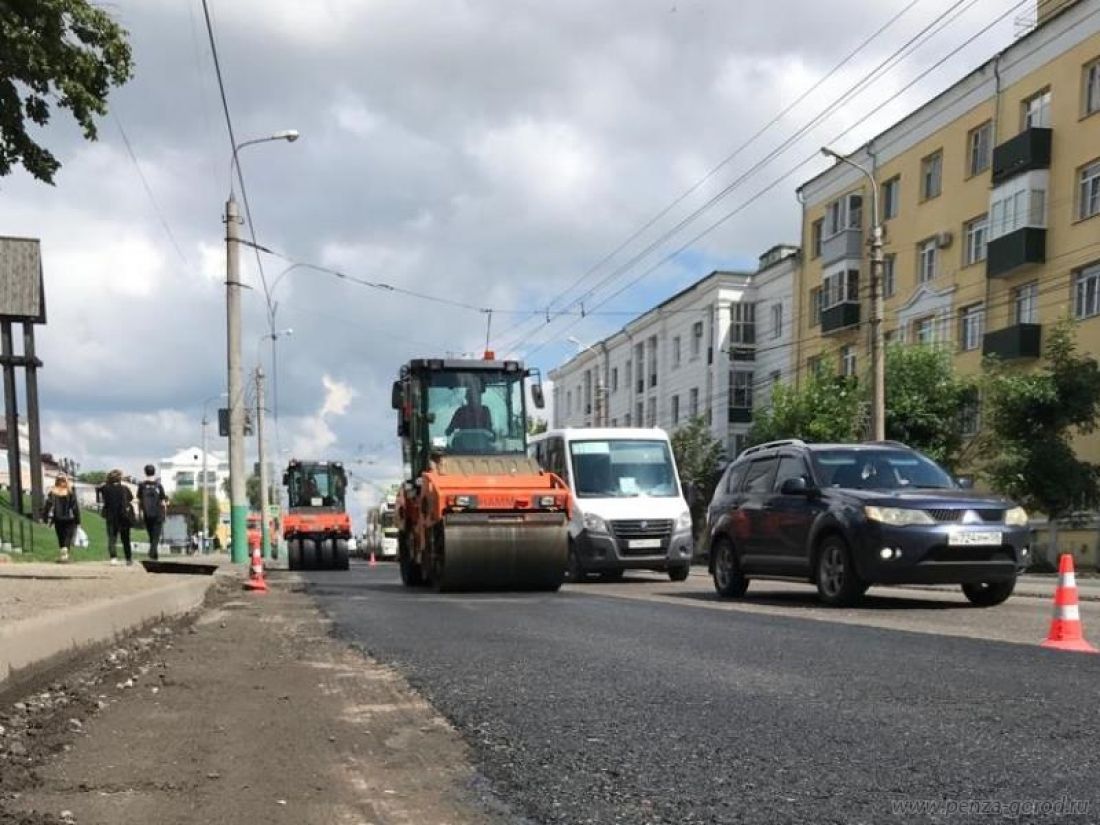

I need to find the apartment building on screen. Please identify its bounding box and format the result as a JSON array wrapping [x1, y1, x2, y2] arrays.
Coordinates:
[[795, 0, 1100, 447], [550, 245, 798, 457]]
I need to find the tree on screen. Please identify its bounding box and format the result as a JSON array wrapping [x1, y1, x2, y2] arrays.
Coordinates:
[[750, 371, 863, 445], [220, 474, 262, 510], [526, 416, 548, 436], [77, 470, 107, 485], [883, 344, 975, 471], [170, 489, 219, 537], [670, 416, 725, 539], [1, 0, 133, 183], [980, 321, 1100, 563]]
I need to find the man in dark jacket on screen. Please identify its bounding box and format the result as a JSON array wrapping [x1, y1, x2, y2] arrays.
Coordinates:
[[99, 469, 134, 566], [137, 464, 169, 560]]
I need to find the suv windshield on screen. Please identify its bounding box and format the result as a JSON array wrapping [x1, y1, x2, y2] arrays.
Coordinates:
[[569, 439, 678, 498], [810, 448, 955, 491], [426, 369, 526, 456]]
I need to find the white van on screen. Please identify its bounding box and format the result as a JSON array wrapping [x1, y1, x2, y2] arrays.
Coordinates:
[[528, 428, 693, 582]]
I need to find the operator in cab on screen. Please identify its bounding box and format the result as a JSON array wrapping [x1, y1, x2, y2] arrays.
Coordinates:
[[445, 384, 493, 434]]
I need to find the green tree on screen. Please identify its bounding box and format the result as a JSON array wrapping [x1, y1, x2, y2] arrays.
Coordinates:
[[884, 344, 976, 471], [170, 489, 219, 537], [526, 416, 548, 436], [670, 416, 725, 538], [221, 475, 262, 509], [980, 321, 1100, 561], [1, 0, 133, 183], [750, 371, 863, 445], [77, 470, 107, 485]]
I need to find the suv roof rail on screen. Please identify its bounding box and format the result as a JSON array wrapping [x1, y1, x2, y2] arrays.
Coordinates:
[[739, 438, 806, 458], [866, 439, 908, 448]]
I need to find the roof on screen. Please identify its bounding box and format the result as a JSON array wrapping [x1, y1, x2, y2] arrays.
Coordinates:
[[530, 427, 673, 442]]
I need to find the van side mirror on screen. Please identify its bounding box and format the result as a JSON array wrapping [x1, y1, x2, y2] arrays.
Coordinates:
[[391, 381, 403, 410], [780, 476, 811, 495]]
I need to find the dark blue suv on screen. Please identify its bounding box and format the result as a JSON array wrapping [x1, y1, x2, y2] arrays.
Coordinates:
[[703, 440, 1031, 607]]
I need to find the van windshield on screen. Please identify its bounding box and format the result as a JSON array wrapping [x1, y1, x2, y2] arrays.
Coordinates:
[[569, 439, 678, 498]]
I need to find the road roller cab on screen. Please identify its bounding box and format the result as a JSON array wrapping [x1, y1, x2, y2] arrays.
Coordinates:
[[391, 356, 571, 591], [282, 459, 352, 570]]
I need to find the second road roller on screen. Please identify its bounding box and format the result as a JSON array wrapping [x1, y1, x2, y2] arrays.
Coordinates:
[[390, 354, 571, 591]]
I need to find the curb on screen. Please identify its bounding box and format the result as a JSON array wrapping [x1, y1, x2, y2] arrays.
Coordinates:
[[0, 576, 216, 690]]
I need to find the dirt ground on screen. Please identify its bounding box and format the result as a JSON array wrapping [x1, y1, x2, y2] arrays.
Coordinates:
[[1, 576, 510, 825]]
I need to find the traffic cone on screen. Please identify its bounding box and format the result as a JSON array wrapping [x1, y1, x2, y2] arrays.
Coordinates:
[[1041, 554, 1096, 653], [243, 537, 268, 593], [369, 549, 377, 568]]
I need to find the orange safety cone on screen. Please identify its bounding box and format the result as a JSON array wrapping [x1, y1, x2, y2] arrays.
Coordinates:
[[369, 549, 378, 569], [1041, 554, 1096, 653], [243, 536, 268, 593]]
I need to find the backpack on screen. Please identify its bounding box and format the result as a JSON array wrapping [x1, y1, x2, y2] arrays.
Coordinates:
[[52, 492, 75, 522], [140, 481, 163, 520]]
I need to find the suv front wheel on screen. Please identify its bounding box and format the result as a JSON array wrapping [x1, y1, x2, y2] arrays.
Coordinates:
[[712, 539, 749, 598], [815, 534, 867, 607], [961, 579, 1015, 607]]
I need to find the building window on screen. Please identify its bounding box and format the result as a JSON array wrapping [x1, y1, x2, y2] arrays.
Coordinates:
[[963, 215, 989, 266], [989, 187, 1046, 239], [882, 176, 900, 220], [959, 304, 984, 352], [1014, 282, 1038, 324], [730, 371, 753, 410], [1079, 159, 1100, 221], [882, 254, 896, 298], [646, 398, 657, 427], [1086, 59, 1100, 116], [624, 359, 632, 391], [611, 418, 618, 428], [811, 218, 824, 258], [1074, 262, 1100, 319], [807, 354, 823, 376], [689, 387, 699, 419], [672, 336, 682, 369], [1022, 88, 1052, 129], [635, 401, 644, 425], [825, 192, 862, 236], [918, 239, 938, 283], [610, 367, 619, 393], [635, 343, 645, 392], [921, 151, 942, 200], [731, 302, 756, 345], [959, 392, 981, 437], [840, 345, 857, 377], [823, 269, 859, 308], [566, 390, 572, 416], [914, 315, 937, 346], [624, 413, 631, 427], [771, 303, 783, 339], [691, 321, 703, 358], [671, 395, 680, 426], [647, 336, 658, 388], [810, 287, 823, 327], [967, 121, 992, 176]]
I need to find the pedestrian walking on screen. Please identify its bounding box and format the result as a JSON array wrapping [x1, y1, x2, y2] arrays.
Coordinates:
[[99, 469, 135, 566], [42, 474, 80, 563], [136, 464, 169, 561]]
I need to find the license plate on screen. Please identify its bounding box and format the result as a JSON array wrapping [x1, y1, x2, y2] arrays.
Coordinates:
[[948, 531, 1002, 546], [629, 538, 662, 550]]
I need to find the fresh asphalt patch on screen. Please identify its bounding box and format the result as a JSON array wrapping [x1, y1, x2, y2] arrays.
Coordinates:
[[312, 563, 1100, 825]]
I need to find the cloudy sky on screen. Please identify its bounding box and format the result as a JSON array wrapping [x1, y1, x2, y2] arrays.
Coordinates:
[[0, 0, 1024, 518]]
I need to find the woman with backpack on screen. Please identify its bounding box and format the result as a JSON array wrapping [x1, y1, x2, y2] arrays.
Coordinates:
[[43, 474, 81, 563], [99, 468, 135, 566]]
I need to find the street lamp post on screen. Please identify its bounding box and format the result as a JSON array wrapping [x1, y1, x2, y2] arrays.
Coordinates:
[[821, 147, 885, 442], [254, 328, 292, 561], [568, 336, 606, 427], [225, 129, 299, 565]]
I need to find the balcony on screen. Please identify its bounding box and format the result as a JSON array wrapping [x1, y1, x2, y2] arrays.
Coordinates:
[[730, 345, 755, 362], [821, 228, 863, 267], [728, 407, 753, 424], [821, 301, 860, 334], [986, 227, 1046, 278], [982, 323, 1042, 360], [991, 127, 1052, 185]]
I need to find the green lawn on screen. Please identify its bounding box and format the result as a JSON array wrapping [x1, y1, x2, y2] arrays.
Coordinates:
[[0, 491, 149, 563]]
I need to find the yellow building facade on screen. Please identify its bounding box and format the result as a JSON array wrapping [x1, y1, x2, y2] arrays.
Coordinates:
[[795, 0, 1100, 458]]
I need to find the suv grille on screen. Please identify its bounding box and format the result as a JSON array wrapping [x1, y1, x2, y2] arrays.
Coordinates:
[[611, 519, 673, 556], [926, 508, 1004, 523]]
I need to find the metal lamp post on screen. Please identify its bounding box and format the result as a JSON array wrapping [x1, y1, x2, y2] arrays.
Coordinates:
[[568, 336, 606, 427], [821, 147, 885, 442], [225, 129, 299, 564]]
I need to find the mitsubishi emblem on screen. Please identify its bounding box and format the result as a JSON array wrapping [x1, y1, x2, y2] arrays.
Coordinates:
[[961, 509, 982, 525], [640, 520, 648, 529]]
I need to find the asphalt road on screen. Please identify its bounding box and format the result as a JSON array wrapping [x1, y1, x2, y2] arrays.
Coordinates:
[[311, 563, 1100, 824]]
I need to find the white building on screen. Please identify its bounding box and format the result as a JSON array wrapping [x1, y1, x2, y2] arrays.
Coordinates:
[[159, 446, 229, 501], [549, 245, 799, 457]]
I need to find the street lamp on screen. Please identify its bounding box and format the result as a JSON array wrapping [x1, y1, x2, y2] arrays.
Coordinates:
[[200, 392, 227, 553], [568, 336, 606, 427], [254, 327, 292, 561], [224, 129, 300, 564], [820, 146, 885, 442]]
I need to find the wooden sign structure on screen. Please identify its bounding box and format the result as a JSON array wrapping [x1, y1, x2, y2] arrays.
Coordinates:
[[0, 237, 46, 517]]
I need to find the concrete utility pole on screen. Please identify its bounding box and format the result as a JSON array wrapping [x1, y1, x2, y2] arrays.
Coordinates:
[[201, 409, 209, 553], [821, 147, 885, 441], [225, 195, 247, 564], [255, 365, 272, 560]]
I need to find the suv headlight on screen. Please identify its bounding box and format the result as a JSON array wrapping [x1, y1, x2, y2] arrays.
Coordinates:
[[1004, 506, 1028, 526], [675, 510, 693, 531], [864, 505, 935, 526], [582, 512, 609, 533]]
